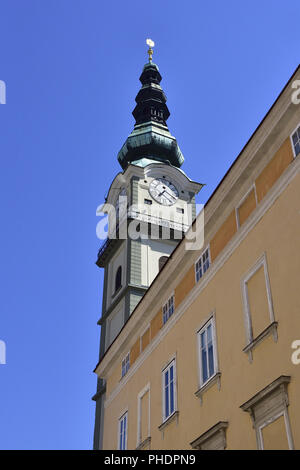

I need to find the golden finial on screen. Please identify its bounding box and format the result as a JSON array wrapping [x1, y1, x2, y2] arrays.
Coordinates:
[[146, 38, 155, 62]]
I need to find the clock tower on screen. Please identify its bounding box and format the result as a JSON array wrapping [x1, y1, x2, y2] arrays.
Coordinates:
[[93, 41, 203, 449]]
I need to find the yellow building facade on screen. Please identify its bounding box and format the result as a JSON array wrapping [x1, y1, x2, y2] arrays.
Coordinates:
[[95, 65, 300, 450]]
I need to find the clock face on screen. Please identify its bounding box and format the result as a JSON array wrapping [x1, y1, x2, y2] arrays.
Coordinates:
[[149, 178, 179, 206]]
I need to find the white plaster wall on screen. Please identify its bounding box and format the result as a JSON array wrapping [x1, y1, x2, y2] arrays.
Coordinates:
[[105, 299, 125, 350], [106, 241, 127, 309], [141, 239, 175, 286]]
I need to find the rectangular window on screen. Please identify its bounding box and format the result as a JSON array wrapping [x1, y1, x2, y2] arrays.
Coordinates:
[[195, 247, 210, 282], [118, 411, 128, 450], [198, 318, 216, 386], [121, 352, 130, 378], [291, 124, 300, 157], [163, 295, 174, 325], [162, 360, 176, 421], [241, 253, 277, 359], [137, 384, 150, 447], [144, 198, 152, 205], [176, 207, 184, 213]]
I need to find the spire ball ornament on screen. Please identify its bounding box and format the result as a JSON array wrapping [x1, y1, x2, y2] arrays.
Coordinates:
[[146, 38, 155, 62]]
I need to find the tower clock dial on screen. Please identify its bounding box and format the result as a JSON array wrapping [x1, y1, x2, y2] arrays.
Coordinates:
[[149, 178, 179, 206]]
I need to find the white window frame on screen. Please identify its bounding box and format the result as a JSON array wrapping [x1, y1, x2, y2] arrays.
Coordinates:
[[136, 383, 151, 447], [290, 122, 300, 158], [258, 410, 293, 450], [197, 316, 218, 388], [162, 359, 177, 423], [195, 246, 211, 283], [121, 352, 130, 378], [235, 184, 258, 229], [118, 410, 128, 450], [240, 376, 294, 450], [241, 252, 275, 347], [162, 294, 175, 325]]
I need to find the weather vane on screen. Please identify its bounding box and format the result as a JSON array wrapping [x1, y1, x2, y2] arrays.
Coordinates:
[[146, 38, 155, 62]]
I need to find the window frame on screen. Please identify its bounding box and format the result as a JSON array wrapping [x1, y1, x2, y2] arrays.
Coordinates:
[[241, 252, 276, 353], [162, 359, 177, 423], [118, 410, 128, 450], [121, 352, 130, 378], [240, 376, 294, 450], [115, 265, 122, 293], [197, 316, 218, 388], [136, 383, 151, 448], [162, 294, 175, 325], [258, 410, 291, 450], [290, 122, 300, 158], [195, 246, 211, 283]]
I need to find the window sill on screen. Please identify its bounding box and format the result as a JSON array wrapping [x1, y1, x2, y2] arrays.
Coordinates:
[[136, 436, 151, 450], [243, 321, 278, 362], [158, 411, 179, 433], [120, 370, 130, 382], [111, 285, 122, 300], [195, 372, 221, 405]]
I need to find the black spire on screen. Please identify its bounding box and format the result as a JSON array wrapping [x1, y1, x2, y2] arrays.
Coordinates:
[[117, 50, 184, 170], [132, 62, 170, 127]]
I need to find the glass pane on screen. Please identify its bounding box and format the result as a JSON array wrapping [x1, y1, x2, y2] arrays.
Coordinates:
[[170, 379, 174, 414], [165, 383, 169, 418], [207, 324, 212, 343], [208, 343, 214, 377], [201, 330, 206, 349], [295, 143, 300, 156], [292, 132, 298, 145], [202, 347, 208, 383], [119, 420, 123, 449], [124, 416, 127, 449]]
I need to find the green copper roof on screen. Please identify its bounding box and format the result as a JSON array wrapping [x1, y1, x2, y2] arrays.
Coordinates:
[[117, 61, 185, 170], [130, 157, 189, 178]]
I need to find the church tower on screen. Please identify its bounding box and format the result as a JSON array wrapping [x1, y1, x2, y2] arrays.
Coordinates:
[[93, 41, 203, 449]]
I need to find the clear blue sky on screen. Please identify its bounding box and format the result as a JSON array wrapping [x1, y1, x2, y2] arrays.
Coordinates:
[[0, 0, 298, 450]]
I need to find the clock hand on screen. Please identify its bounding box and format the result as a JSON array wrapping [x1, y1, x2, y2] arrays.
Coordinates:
[[164, 189, 176, 201], [161, 191, 174, 203]]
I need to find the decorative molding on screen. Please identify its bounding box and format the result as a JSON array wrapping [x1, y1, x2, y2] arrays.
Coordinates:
[[190, 421, 228, 450], [136, 436, 151, 450], [92, 382, 106, 402], [98, 284, 147, 325], [240, 375, 293, 450], [240, 375, 291, 413], [158, 411, 179, 433], [243, 321, 278, 360]]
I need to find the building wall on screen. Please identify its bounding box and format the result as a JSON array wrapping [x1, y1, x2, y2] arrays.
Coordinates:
[[141, 239, 175, 287], [95, 66, 300, 449], [101, 161, 300, 449]]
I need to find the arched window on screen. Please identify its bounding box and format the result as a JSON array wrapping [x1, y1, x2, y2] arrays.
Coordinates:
[[159, 256, 169, 272], [115, 266, 122, 292]]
